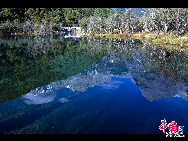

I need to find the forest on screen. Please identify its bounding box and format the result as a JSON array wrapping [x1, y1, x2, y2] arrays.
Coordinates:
[[0, 8, 112, 35], [0, 8, 187, 43]]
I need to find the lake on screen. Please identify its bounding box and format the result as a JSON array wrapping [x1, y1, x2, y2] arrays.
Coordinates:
[[0, 35, 188, 134]]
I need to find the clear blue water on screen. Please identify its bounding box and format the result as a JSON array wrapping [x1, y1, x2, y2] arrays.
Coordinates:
[[0, 36, 187, 134]]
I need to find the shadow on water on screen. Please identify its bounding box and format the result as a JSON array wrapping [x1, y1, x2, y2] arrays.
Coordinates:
[[0, 35, 188, 134]]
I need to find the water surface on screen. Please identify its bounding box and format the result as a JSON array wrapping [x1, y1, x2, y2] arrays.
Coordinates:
[[0, 35, 188, 134]]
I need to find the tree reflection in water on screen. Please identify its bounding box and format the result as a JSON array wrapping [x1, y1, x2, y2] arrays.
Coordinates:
[[0, 35, 187, 104]]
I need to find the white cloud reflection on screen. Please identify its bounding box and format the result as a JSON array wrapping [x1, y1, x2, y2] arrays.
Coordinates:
[[23, 92, 56, 105], [98, 80, 124, 89]]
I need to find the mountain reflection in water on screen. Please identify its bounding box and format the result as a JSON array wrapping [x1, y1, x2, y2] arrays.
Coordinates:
[[22, 54, 188, 105]]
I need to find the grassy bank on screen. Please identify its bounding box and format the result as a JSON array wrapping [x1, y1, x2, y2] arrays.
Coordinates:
[[81, 31, 188, 52], [81, 32, 129, 39], [132, 32, 188, 46]]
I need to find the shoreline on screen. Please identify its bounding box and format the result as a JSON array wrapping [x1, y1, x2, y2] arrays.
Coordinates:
[[81, 31, 188, 52], [1, 30, 188, 52]]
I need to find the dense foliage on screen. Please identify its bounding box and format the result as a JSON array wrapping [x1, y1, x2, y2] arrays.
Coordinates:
[[0, 8, 113, 36], [81, 8, 188, 35], [0, 8, 187, 36]]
